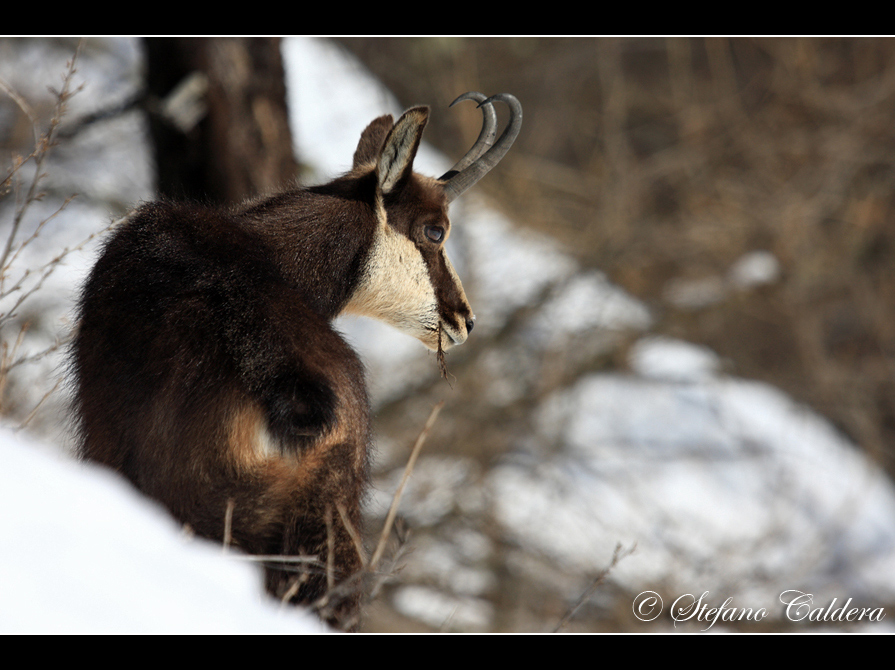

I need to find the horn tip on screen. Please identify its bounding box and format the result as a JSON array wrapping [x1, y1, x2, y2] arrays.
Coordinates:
[[449, 91, 487, 108]]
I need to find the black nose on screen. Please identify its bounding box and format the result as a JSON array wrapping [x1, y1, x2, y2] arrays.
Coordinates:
[[466, 317, 475, 334]]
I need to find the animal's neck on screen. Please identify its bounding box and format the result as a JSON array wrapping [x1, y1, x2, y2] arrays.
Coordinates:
[[238, 178, 378, 320]]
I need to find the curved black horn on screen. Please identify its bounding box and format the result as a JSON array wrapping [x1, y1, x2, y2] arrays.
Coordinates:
[[439, 92, 497, 180], [441, 93, 522, 204]]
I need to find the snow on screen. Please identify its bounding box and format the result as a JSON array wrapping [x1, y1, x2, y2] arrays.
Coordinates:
[[493, 370, 895, 605], [728, 250, 781, 289], [629, 336, 721, 382], [0, 427, 329, 634], [391, 585, 493, 632], [664, 250, 782, 309]]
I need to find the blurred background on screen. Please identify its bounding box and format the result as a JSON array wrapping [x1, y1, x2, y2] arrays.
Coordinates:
[[2, 37, 895, 633], [337, 37, 895, 475]]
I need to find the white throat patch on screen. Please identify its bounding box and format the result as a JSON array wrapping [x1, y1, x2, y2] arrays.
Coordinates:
[[342, 220, 440, 346]]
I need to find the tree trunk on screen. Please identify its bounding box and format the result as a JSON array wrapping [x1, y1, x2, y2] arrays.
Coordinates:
[[144, 37, 297, 204]]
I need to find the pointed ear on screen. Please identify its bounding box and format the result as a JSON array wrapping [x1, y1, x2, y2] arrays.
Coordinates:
[[353, 115, 394, 168], [376, 107, 428, 194]]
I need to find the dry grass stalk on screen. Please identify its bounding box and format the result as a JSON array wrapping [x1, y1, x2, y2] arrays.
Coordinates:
[[324, 505, 335, 595], [312, 401, 443, 627], [369, 400, 444, 571], [222, 499, 235, 553], [553, 542, 637, 633], [279, 575, 304, 606], [234, 554, 323, 565], [436, 323, 449, 380], [336, 501, 368, 568], [366, 519, 410, 602]]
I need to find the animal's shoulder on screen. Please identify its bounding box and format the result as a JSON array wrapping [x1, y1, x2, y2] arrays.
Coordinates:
[[87, 202, 280, 303]]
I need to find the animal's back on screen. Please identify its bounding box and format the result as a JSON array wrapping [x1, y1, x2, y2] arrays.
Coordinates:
[[73, 200, 371, 625]]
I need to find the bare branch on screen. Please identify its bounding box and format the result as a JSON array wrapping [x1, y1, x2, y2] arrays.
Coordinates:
[[0, 39, 84, 274]]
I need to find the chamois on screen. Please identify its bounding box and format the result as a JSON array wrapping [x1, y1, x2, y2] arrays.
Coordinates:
[[72, 92, 522, 629]]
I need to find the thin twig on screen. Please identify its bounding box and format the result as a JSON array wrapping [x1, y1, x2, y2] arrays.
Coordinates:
[[222, 499, 235, 553], [435, 323, 455, 387], [0, 40, 83, 274], [1, 205, 120, 315], [367, 522, 410, 601], [2, 330, 71, 374], [0, 77, 39, 148], [553, 542, 637, 633], [15, 376, 62, 431], [231, 554, 323, 565], [4, 194, 77, 275], [325, 505, 335, 594], [369, 400, 443, 571], [436, 324, 449, 379], [279, 575, 305, 606], [336, 501, 368, 569], [0, 320, 29, 397]]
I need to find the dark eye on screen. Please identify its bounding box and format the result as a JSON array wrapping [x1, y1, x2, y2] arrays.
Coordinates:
[[424, 226, 445, 243]]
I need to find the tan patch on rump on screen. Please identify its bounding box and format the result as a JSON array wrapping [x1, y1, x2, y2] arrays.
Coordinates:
[[227, 389, 366, 485], [228, 402, 275, 465], [227, 403, 319, 491]]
